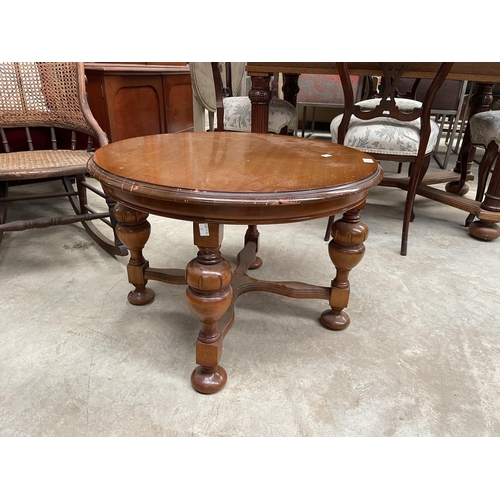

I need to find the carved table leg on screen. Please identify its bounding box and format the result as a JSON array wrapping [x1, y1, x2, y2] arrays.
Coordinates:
[[104, 194, 125, 249], [245, 224, 263, 270], [469, 152, 500, 241], [282, 73, 300, 108], [446, 82, 495, 195], [186, 222, 233, 394], [249, 75, 272, 133], [320, 206, 368, 330], [114, 203, 155, 306], [465, 141, 498, 227]]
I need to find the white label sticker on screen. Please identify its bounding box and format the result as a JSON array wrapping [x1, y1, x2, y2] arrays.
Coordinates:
[[362, 158, 375, 163], [199, 223, 209, 236]]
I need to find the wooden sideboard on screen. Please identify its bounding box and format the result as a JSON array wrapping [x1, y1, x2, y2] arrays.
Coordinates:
[[84, 63, 194, 142]]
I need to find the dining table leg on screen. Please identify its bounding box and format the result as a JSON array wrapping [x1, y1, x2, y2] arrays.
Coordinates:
[[282, 73, 300, 107], [186, 222, 233, 394], [444, 82, 500, 240], [445, 82, 495, 195], [244, 224, 263, 269], [249, 74, 272, 133], [114, 203, 155, 306], [320, 204, 369, 331], [249, 73, 301, 133], [469, 153, 500, 241]]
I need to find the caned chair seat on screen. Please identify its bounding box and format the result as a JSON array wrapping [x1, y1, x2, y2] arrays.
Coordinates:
[[0, 150, 91, 179], [0, 62, 127, 256], [469, 110, 500, 148], [330, 112, 440, 156]]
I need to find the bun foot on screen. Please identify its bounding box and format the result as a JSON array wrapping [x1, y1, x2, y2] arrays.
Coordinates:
[[127, 286, 155, 305], [191, 365, 228, 394], [469, 221, 500, 241], [320, 309, 350, 330], [445, 181, 469, 196], [248, 256, 263, 270]]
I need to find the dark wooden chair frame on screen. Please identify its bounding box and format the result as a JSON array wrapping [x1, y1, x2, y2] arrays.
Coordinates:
[[0, 62, 127, 256], [326, 62, 454, 255]]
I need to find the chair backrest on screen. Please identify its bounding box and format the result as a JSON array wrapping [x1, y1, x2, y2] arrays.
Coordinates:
[[385, 77, 467, 113], [337, 62, 454, 159], [190, 62, 245, 112], [297, 73, 364, 106], [189, 62, 246, 133], [0, 62, 107, 152]]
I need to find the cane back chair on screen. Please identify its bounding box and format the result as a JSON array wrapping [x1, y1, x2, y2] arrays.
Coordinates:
[[327, 62, 454, 255], [0, 62, 127, 256]]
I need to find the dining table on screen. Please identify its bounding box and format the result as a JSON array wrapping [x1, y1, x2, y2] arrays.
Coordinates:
[[87, 131, 383, 393], [245, 62, 500, 242]]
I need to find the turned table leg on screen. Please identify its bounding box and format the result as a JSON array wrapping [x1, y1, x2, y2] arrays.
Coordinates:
[[446, 82, 495, 195], [469, 152, 500, 241], [186, 223, 233, 394], [245, 224, 263, 270], [320, 206, 369, 330], [282, 73, 300, 108], [114, 203, 155, 306], [249, 75, 272, 133]]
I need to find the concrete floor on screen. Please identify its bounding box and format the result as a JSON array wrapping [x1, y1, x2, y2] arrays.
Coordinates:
[[1, 140, 500, 438]]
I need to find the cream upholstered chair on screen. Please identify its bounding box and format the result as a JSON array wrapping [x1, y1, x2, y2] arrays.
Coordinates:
[[371, 78, 469, 172], [0, 62, 127, 256], [189, 62, 297, 134], [296, 73, 364, 137], [464, 110, 500, 228], [327, 62, 454, 256]]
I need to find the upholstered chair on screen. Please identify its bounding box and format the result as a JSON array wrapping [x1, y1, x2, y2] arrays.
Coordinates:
[[190, 62, 297, 134], [464, 110, 500, 229], [327, 62, 453, 255]]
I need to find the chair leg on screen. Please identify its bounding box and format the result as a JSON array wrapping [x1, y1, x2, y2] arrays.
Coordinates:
[[311, 107, 316, 135], [400, 155, 431, 256], [301, 107, 307, 137], [465, 142, 498, 226], [0, 181, 8, 244], [65, 174, 127, 256], [324, 215, 335, 241], [62, 174, 85, 215]]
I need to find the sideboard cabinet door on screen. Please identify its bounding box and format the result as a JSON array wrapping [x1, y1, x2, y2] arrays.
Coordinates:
[[85, 63, 194, 142], [163, 73, 195, 133]]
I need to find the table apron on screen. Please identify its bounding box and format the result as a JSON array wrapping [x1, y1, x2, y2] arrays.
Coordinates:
[[103, 186, 371, 224]]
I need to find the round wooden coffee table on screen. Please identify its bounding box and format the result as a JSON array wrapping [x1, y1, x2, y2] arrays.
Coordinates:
[[88, 132, 383, 394]]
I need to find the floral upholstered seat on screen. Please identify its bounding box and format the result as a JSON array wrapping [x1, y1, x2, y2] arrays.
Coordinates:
[[223, 96, 297, 133], [325, 62, 454, 256], [469, 110, 500, 148], [330, 113, 440, 156], [190, 62, 297, 134]]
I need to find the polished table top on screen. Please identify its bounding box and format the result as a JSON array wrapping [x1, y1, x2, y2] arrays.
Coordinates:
[[87, 131, 384, 394], [246, 62, 500, 82], [244, 62, 500, 244], [88, 132, 382, 224]]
